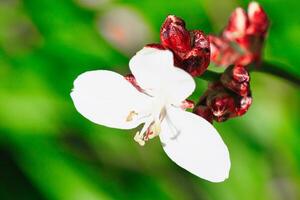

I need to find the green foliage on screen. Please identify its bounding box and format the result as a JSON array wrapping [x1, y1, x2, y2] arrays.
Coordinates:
[[0, 0, 299, 199]]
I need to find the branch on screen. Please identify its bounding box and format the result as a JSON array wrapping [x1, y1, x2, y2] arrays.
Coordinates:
[[253, 61, 300, 86], [200, 61, 300, 87], [199, 70, 221, 82]]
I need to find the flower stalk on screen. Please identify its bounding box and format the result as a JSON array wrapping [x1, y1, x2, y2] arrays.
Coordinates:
[[200, 61, 300, 87], [253, 61, 300, 86]]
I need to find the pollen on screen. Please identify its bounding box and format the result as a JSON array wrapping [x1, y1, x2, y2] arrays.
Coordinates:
[[134, 131, 145, 146], [126, 110, 138, 122]]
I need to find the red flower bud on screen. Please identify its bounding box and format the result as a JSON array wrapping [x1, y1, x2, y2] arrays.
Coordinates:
[[209, 35, 240, 66], [160, 15, 191, 53], [234, 95, 252, 117], [192, 30, 210, 51], [247, 2, 269, 36], [180, 30, 210, 76], [206, 89, 236, 122], [220, 64, 250, 96], [193, 105, 213, 123], [159, 16, 210, 76], [223, 7, 249, 41], [232, 64, 250, 82], [196, 79, 252, 123], [180, 48, 209, 76], [210, 2, 269, 67]]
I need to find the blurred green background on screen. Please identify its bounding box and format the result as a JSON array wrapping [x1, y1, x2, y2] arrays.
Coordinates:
[[0, 0, 300, 199]]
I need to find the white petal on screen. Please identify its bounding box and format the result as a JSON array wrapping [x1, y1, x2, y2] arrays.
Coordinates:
[[129, 47, 173, 90], [165, 67, 195, 104], [129, 47, 195, 103], [159, 106, 230, 182], [71, 70, 152, 129]]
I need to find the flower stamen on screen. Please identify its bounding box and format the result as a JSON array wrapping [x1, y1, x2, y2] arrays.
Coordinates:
[[126, 110, 138, 122], [165, 115, 181, 139], [133, 108, 166, 146], [134, 131, 146, 146]]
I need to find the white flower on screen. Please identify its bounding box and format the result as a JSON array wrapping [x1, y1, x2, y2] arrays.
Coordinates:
[[71, 47, 230, 182]]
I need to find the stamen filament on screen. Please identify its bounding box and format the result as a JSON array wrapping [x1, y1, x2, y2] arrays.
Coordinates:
[[165, 115, 180, 139]]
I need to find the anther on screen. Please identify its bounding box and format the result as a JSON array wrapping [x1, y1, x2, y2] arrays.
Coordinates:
[[126, 111, 138, 122]]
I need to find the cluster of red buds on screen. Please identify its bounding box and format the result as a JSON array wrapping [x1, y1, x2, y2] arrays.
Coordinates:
[[147, 15, 210, 77], [209, 2, 269, 67], [194, 1, 269, 123], [128, 2, 269, 123], [194, 65, 252, 122]]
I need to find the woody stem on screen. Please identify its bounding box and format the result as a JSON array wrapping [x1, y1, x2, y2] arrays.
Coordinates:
[[200, 61, 300, 87]]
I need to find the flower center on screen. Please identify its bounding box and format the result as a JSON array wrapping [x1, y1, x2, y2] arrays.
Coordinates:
[[126, 95, 167, 146], [133, 107, 166, 146]]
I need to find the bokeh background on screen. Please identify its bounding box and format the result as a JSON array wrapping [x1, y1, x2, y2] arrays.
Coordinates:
[[1, 0, 300, 199]]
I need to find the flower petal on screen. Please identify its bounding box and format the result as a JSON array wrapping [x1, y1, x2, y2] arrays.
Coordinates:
[[129, 47, 173, 90], [159, 106, 230, 182], [165, 67, 196, 104], [129, 47, 195, 103], [71, 70, 152, 129]]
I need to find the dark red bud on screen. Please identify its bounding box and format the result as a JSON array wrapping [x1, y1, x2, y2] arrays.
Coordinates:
[[182, 30, 210, 76], [232, 64, 250, 82], [196, 78, 252, 122], [221, 64, 250, 96], [124, 74, 143, 92], [159, 16, 211, 76], [181, 48, 208, 76], [173, 30, 211, 76], [160, 15, 191, 53], [192, 30, 210, 50], [234, 95, 252, 116], [193, 105, 213, 123], [206, 90, 236, 122]]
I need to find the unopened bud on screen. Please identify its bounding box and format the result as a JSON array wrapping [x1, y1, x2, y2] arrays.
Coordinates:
[[206, 90, 236, 122], [193, 105, 213, 123], [209, 35, 240, 66], [159, 16, 210, 76], [247, 2, 269, 36], [196, 79, 252, 123], [210, 2, 269, 67], [160, 15, 191, 53], [221, 64, 250, 96], [181, 30, 210, 76], [223, 7, 249, 41], [234, 95, 252, 116]]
